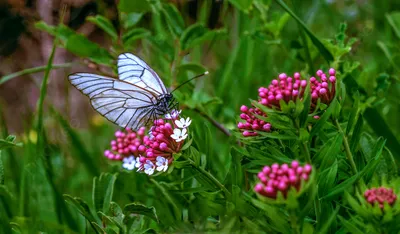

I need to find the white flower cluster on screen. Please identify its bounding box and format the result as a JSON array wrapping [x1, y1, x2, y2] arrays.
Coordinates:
[[122, 155, 169, 175], [121, 110, 192, 176], [170, 117, 191, 142]]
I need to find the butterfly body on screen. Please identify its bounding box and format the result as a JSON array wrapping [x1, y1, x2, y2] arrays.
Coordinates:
[[68, 53, 175, 130]]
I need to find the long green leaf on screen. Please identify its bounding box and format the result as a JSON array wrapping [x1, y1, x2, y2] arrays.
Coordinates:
[[274, 0, 333, 62], [51, 108, 99, 176], [93, 173, 117, 214], [0, 63, 71, 85], [123, 203, 159, 223]]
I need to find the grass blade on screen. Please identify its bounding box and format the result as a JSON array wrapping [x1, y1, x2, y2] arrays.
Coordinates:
[[274, 0, 334, 63]]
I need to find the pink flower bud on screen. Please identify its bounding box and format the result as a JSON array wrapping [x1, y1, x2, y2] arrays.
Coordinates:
[[279, 73, 287, 80]]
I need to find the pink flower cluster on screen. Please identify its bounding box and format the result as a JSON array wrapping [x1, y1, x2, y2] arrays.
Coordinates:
[[310, 68, 336, 109], [238, 106, 271, 137], [364, 187, 397, 209], [104, 110, 190, 175], [258, 72, 308, 109], [254, 160, 312, 199], [104, 127, 147, 161], [238, 68, 337, 137]]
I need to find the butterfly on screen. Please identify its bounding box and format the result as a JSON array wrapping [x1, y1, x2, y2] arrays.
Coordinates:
[[68, 53, 178, 130]]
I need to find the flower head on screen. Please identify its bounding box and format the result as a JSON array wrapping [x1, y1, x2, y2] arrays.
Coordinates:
[[104, 127, 147, 161], [144, 160, 155, 175], [364, 187, 397, 209], [257, 72, 308, 110], [104, 110, 190, 176], [171, 128, 188, 142], [238, 105, 271, 137], [238, 68, 337, 137], [254, 160, 312, 199], [156, 156, 169, 172], [165, 109, 182, 120], [122, 156, 136, 170], [175, 117, 192, 129]]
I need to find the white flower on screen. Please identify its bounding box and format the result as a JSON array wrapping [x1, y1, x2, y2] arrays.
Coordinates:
[[156, 156, 169, 172], [170, 128, 188, 142], [122, 156, 136, 170], [144, 160, 155, 175], [175, 117, 192, 129], [135, 157, 142, 170], [165, 110, 182, 120]]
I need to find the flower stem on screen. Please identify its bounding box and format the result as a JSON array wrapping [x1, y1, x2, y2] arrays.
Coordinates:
[[334, 119, 358, 175], [194, 108, 231, 137], [150, 178, 180, 219], [289, 210, 301, 234], [292, 118, 311, 163], [188, 159, 231, 197]]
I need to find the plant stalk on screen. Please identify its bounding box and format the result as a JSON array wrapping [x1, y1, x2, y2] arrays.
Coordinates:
[[194, 108, 231, 137], [188, 160, 231, 197], [289, 210, 301, 234], [293, 119, 312, 163], [334, 119, 358, 175]]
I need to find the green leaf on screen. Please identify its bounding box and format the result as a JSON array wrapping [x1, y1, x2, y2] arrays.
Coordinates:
[[315, 134, 343, 170], [108, 202, 125, 231], [121, 13, 144, 29], [162, 3, 185, 37], [180, 24, 226, 50], [0, 135, 22, 150], [363, 138, 386, 183], [0, 63, 71, 85], [228, 0, 253, 13], [274, 0, 334, 62], [122, 28, 151, 46], [310, 99, 337, 137], [87, 15, 118, 40], [317, 205, 340, 233], [35, 22, 114, 65], [321, 149, 383, 200], [64, 194, 98, 223], [93, 173, 117, 214], [118, 0, 151, 14], [65, 33, 113, 65], [123, 203, 159, 223], [51, 108, 99, 176], [346, 93, 360, 134], [338, 216, 364, 234], [386, 12, 400, 40]]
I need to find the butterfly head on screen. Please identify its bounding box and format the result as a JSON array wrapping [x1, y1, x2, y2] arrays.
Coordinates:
[[156, 93, 177, 116]]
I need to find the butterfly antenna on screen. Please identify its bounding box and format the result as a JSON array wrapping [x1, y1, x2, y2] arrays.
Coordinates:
[[171, 71, 209, 93]]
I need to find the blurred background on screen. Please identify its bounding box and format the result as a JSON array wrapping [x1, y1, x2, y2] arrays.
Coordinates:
[[1, 0, 400, 232]]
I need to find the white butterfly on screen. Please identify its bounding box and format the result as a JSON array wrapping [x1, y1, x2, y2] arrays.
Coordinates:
[[68, 53, 177, 130]]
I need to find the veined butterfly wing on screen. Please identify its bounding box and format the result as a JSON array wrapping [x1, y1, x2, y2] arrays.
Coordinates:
[[117, 53, 168, 95], [68, 73, 158, 130]]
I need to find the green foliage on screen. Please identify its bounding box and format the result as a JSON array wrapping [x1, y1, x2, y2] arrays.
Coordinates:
[[1, 0, 400, 233]]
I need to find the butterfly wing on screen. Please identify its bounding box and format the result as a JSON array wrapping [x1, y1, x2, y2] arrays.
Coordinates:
[[68, 73, 157, 130], [117, 53, 168, 95]]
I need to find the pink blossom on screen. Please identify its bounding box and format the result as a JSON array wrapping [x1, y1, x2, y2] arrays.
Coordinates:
[[237, 68, 337, 137], [364, 187, 397, 209], [254, 160, 312, 199], [104, 110, 190, 175], [237, 105, 271, 137]]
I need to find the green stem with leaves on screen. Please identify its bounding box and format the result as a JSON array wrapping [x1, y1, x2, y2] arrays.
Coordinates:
[[334, 119, 358, 175], [187, 159, 231, 197], [292, 118, 312, 163]]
